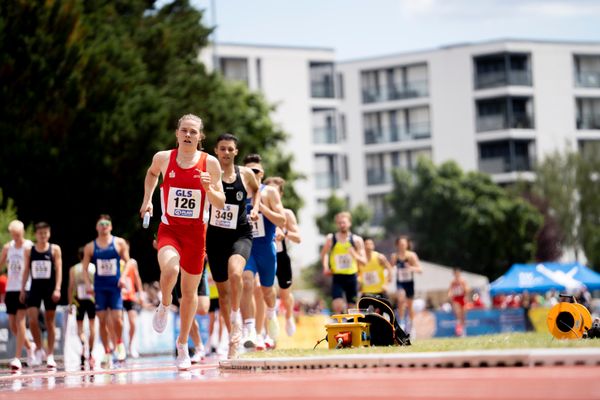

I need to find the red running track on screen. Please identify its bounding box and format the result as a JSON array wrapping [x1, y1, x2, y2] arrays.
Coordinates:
[[1, 365, 599, 400]]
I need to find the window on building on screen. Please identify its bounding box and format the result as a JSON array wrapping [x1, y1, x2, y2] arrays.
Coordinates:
[[219, 57, 249, 85]]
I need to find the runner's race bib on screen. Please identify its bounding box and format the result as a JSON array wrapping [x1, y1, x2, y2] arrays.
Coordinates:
[[97, 259, 118, 277], [334, 254, 353, 271], [167, 187, 202, 219], [7, 259, 23, 280], [250, 214, 266, 238], [397, 267, 412, 282], [31, 260, 51, 279], [363, 270, 381, 286], [209, 204, 239, 229], [77, 284, 92, 300]]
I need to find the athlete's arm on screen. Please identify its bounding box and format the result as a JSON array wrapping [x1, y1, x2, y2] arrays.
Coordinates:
[[140, 151, 169, 218], [133, 263, 144, 303], [0, 244, 8, 273], [408, 251, 422, 273], [241, 166, 261, 221], [203, 155, 225, 210], [260, 186, 286, 227], [52, 245, 62, 302], [320, 234, 333, 275], [378, 253, 394, 283], [283, 209, 301, 244], [67, 267, 75, 307], [348, 236, 368, 265], [81, 242, 94, 294], [19, 248, 31, 303]]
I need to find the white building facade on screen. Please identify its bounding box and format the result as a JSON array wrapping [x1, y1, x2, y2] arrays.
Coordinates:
[[202, 40, 600, 266]]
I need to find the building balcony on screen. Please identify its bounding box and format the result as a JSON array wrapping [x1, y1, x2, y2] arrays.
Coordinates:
[[479, 155, 534, 174], [475, 70, 532, 89], [577, 115, 600, 130], [477, 113, 534, 132], [362, 80, 428, 103], [576, 72, 600, 88], [366, 170, 392, 186], [364, 122, 431, 144], [315, 172, 340, 190], [311, 81, 335, 98], [313, 126, 338, 144]]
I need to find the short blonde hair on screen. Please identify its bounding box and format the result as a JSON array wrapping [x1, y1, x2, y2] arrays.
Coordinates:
[[8, 220, 24, 233], [335, 211, 352, 222]]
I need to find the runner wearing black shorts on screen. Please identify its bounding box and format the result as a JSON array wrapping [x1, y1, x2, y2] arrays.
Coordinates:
[[206, 133, 260, 359]]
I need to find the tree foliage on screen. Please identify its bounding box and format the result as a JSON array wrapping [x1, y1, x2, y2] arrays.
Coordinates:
[[385, 158, 543, 279], [0, 190, 34, 246], [315, 194, 373, 238], [533, 145, 600, 269], [0, 0, 300, 282]]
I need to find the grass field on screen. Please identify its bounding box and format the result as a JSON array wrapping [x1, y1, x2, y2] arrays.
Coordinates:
[[242, 332, 600, 358]]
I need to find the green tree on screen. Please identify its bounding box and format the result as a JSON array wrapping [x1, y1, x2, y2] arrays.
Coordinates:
[[385, 158, 543, 278], [0, 189, 34, 245], [315, 194, 372, 237], [576, 143, 600, 269], [0, 1, 301, 282]]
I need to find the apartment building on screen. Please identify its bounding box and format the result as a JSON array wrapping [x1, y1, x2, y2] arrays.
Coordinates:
[[201, 39, 600, 265]]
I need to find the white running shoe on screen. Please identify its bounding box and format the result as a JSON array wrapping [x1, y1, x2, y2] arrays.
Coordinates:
[[242, 328, 257, 349], [10, 358, 22, 370], [227, 341, 239, 359], [130, 347, 140, 359], [264, 335, 276, 350], [101, 353, 112, 369], [34, 348, 46, 367], [116, 343, 127, 362], [153, 303, 169, 333], [230, 321, 242, 346], [267, 316, 280, 340], [26, 343, 38, 367], [190, 344, 205, 364], [46, 354, 57, 369], [285, 317, 296, 337], [175, 341, 191, 371], [255, 335, 265, 351]]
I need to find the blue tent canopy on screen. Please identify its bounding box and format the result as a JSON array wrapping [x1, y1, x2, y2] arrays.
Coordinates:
[[489, 262, 600, 295]]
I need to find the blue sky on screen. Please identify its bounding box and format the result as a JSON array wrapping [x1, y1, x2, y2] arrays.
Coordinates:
[[191, 0, 600, 60]]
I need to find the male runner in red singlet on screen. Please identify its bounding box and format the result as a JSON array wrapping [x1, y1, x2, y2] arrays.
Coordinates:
[[140, 114, 225, 370]]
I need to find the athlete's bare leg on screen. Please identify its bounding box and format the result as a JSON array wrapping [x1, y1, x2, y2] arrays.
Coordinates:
[[26, 307, 42, 349], [218, 254, 245, 332], [177, 269, 202, 346], [279, 288, 294, 319], [254, 282, 265, 334], [157, 246, 180, 307], [240, 270, 256, 322]]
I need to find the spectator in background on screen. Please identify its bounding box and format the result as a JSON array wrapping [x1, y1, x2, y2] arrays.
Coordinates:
[[448, 267, 468, 337]]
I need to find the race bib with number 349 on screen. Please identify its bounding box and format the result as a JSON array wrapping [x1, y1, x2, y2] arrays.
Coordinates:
[[209, 204, 239, 229]]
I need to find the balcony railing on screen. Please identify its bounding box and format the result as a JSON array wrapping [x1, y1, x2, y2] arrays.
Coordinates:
[[577, 115, 600, 130], [477, 113, 534, 132], [479, 155, 533, 174], [315, 172, 340, 189], [364, 122, 431, 144], [362, 80, 429, 103], [575, 72, 600, 88], [367, 169, 392, 186], [311, 81, 335, 98], [313, 126, 338, 144], [475, 70, 532, 89]]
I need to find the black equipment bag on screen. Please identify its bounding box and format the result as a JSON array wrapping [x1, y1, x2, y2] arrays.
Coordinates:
[[358, 295, 411, 346]]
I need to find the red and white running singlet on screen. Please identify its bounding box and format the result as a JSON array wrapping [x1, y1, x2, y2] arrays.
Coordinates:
[[160, 149, 208, 226]]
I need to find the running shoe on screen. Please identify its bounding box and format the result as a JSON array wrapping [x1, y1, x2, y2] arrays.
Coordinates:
[[9, 358, 22, 371], [34, 348, 46, 366], [264, 335, 276, 350], [152, 303, 169, 333], [230, 321, 242, 345], [190, 344, 205, 364], [285, 316, 296, 336], [255, 335, 266, 351], [175, 341, 191, 371], [267, 315, 280, 340], [243, 328, 257, 349], [116, 343, 127, 362], [46, 354, 57, 369], [130, 347, 140, 359], [26, 342, 37, 367], [101, 352, 112, 369]]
